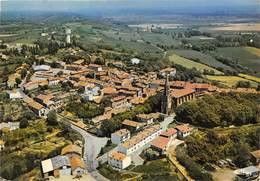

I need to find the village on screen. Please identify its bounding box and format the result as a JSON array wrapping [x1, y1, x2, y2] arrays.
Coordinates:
[[0, 22, 259, 181]]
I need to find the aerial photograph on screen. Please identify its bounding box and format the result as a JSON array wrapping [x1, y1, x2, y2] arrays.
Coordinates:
[[0, 0, 259, 180]]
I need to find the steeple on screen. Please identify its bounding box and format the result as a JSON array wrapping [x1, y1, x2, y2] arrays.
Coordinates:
[[161, 74, 172, 115]]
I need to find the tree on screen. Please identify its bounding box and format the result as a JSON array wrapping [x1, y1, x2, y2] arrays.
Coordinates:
[[20, 68, 27, 79], [47, 111, 58, 126], [15, 77, 22, 85], [236, 81, 251, 88], [20, 118, 29, 128]]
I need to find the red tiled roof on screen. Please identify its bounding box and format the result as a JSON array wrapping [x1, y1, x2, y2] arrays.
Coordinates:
[[151, 136, 170, 150], [175, 124, 192, 133], [161, 128, 177, 137], [171, 88, 195, 98]]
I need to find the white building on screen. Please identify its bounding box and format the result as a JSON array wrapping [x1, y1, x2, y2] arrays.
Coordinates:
[[130, 58, 141, 65], [111, 129, 130, 145], [175, 124, 192, 139], [118, 125, 162, 155], [7, 90, 23, 99], [66, 28, 71, 44], [33, 65, 51, 72], [108, 151, 131, 169]]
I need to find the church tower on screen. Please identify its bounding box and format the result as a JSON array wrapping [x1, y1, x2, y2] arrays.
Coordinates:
[[161, 74, 172, 115]]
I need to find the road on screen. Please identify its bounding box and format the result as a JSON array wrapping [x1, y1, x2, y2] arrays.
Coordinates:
[[71, 124, 109, 181]]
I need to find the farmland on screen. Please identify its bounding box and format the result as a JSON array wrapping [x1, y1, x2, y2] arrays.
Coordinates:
[[168, 53, 223, 75], [239, 74, 260, 83], [173, 49, 233, 70], [212, 47, 260, 76], [206, 75, 258, 87]]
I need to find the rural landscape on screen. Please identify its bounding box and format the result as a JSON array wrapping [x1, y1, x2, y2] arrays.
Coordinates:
[[0, 0, 260, 181]]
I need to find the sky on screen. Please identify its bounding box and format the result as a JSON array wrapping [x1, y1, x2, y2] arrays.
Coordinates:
[[1, 0, 259, 18]]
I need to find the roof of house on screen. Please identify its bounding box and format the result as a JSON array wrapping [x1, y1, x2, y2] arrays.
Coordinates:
[[151, 136, 170, 150], [109, 151, 127, 161], [112, 129, 130, 137], [171, 88, 195, 98], [175, 124, 192, 133], [251, 150, 260, 159], [137, 113, 161, 120], [51, 155, 71, 170], [61, 144, 82, 156], [41, 158, 53, 173], [69, 156, 85, 170], [120, 125, 161, 149], [122, 120, 144, 128], [0, 139, 5, 145], [102, 87, 117, 95], [24, 97, 44, 110], [160, 128, 177, 137]]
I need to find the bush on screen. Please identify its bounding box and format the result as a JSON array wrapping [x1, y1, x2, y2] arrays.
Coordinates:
[[47, 111, 58, 126]]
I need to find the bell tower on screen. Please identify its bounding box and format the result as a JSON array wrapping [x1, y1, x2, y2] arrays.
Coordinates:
[[161, 74, 172, 115]]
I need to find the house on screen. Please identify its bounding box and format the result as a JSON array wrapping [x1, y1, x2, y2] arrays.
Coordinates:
[[136, 113, 161, 125], [24, 97, 48, 116], [118, 125, 162, 155], [69, 156, 86, 176], [41, 155, 71, 178], [251, 150, 260, 165], [131, 58, 141, 65], [111, 96, 128, 109], [0, 139, 5, 151], [108, 151, 131, 169], [160, 128, 177, 140], [101, 87, 117, 96], [61, 144, 82, 158], [171, 88, 196, 107], [7, 90, 23, 99], [159, 67, 176, 78], [111, 129, 131, 144], [48, 77, 61, 86], [35, 94, 54, 107], [0, 122, 20, 131], [88, 64, 102, 72], [151, 136, 170, 154], [235, 166, 260, 180], [175, 124, 192, 139], [33, 65, 51, 71], [122, 119, 145, 132]]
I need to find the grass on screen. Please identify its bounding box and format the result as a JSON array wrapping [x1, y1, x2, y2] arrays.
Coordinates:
[[99, 159, 179, 181], [239, 73, 260, 83], [206, 75, 258, 87], [173, 49, 233, 70], [168, 53, 223, 75], [244, 46, 260, 57], [213, 47, 260, 76]]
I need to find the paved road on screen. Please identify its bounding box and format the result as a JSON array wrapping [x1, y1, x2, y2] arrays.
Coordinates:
[[71, 124, 109, 181]]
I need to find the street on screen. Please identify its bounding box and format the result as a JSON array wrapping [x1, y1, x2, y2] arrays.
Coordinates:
[[71, 124, 109, 181]]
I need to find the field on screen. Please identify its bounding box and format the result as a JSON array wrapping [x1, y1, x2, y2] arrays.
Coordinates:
[[239, 73, 260, 83], [212, 47, 260, 76], [173, 49, 233, 70], [209, 23, 260, 31], [206, 75, 258, 87], [168, 53, 223, 75]]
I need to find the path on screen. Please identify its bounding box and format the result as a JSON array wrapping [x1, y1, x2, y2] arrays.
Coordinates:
[[167, 146, 195, 181]]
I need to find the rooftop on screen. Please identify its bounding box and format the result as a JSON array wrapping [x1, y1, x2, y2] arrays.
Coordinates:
[[69, 156, 85, 170], [112, 129, 130, 137], [122, 119, 144, 128], [161, 128, 177, 137], [109, 151, 127, 161], [175, 124, 192, 133], [171, 88, 195, 98], [151, 136, 170, 150], [61, 144, 82, 156], [251, 150, 260, 159]]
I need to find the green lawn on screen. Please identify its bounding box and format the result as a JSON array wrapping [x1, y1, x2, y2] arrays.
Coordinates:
[[168, 53, 223, 75]]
